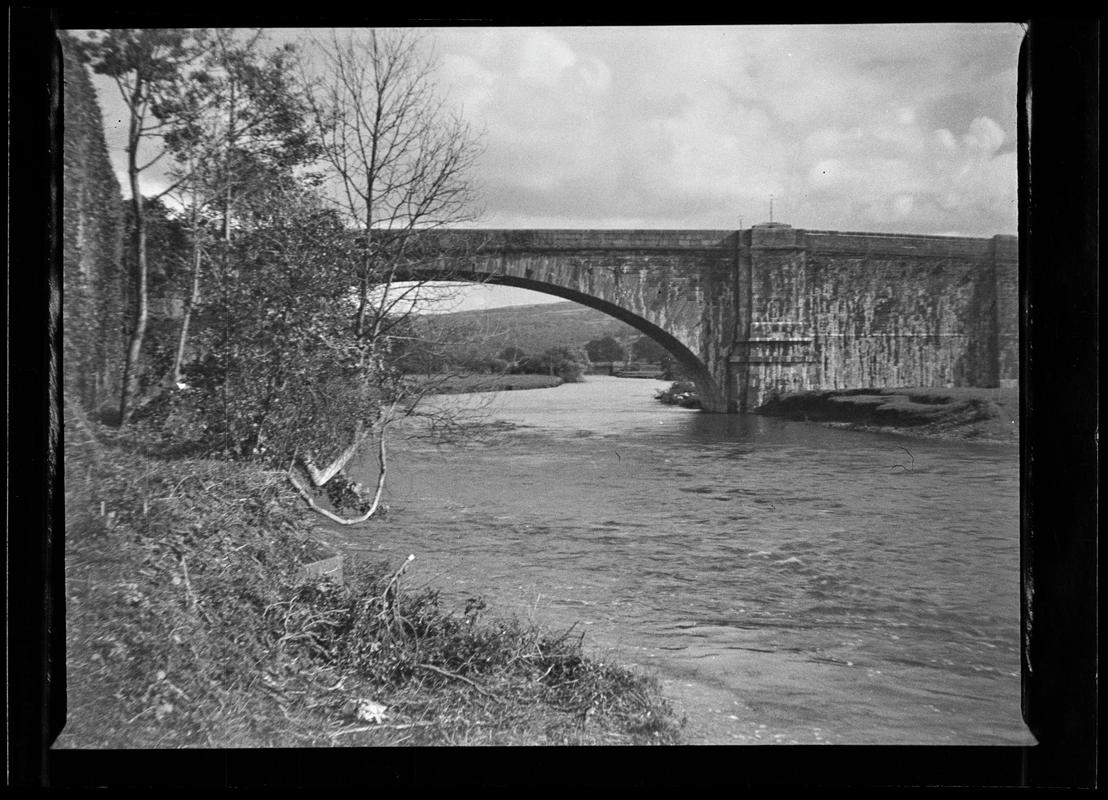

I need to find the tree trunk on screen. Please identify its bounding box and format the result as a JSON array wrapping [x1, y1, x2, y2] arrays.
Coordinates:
[[354, 267, 369, 339], [222, 76, 236, 245], [118, 86, 147, 426], [354, 200, 373, 339], [290, 421, 390, 525], [170, 205, 203, 385], [169, 245, 200, 386], [300, 422, 368, 486]]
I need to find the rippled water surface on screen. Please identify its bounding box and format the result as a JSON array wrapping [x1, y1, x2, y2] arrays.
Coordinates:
[[344, 376, 1032, 745]]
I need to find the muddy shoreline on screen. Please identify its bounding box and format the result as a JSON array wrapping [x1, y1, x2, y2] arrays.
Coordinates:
[[755, 386, 1019, 444]]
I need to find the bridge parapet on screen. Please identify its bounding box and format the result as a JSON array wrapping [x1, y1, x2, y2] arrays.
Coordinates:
[[424, 228, 737, 253], [805, 229, 1007, 260]]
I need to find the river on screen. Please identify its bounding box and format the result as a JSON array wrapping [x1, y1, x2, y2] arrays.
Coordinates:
[[344, 376, 1033, 745]]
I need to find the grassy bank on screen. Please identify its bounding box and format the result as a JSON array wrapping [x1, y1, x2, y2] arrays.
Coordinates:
[[756, 386, 1019, 443], [56, 410, 682, 748], [404, 373, 564, 395]]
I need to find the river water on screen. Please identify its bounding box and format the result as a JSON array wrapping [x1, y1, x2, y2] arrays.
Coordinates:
[[344, 376, 1033, 745]]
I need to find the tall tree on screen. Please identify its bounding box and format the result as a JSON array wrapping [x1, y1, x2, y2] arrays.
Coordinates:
[[159, 29, 319, 385], [289, 28, 484, 517], [74, 29, 206, 424], [306, 29, 482, 342]]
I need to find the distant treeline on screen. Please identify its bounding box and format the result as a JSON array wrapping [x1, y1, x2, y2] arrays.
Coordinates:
[[397, 312, 686, 382], [416, 302, 639, 358]]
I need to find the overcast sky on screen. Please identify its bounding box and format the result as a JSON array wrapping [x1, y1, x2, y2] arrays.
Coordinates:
[[79, 23, 1026, 311]]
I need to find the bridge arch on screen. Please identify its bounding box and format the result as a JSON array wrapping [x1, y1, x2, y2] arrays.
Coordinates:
[[409, 272, 722, 404], [399, 228, 740, 411]]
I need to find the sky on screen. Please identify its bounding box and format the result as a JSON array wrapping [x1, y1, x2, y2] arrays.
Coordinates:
[[76, 23, 1026, 312]]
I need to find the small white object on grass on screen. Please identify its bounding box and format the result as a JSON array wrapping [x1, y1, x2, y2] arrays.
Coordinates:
[[355, 699, 388, 724]]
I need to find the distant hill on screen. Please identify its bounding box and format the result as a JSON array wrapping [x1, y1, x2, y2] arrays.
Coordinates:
[[417, 301, 640, 361]]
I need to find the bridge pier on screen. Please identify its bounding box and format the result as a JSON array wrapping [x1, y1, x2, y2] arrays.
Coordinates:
[[690, 369, 732, 414], [699, 389, 732, 414], [724, 224, 1017, 411]]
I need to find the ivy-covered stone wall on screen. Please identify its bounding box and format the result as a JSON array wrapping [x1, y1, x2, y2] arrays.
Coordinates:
[[61, 33, 125, 414]]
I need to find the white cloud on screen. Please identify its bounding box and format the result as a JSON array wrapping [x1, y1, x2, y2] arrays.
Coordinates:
[[441, 53, 498, 117], [963, 116, 1007, 153], [517, 30, 577, 85], [575, 55, 611, 94], [893, 194, 915, 218], [935, 129, 958, 150], [425, 23, 1020, 232]]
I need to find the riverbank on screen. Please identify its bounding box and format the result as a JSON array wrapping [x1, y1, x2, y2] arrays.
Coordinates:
[[56, 407, 682, 748], [405, 373, 564, 395], [756, 386, 1019, 443]]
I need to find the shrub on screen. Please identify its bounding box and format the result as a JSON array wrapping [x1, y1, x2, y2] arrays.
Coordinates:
[[654, 381, 700, 409], [585, 335, 626, 363], [497, 346, 525, 363], [511, 346, 589, 383]]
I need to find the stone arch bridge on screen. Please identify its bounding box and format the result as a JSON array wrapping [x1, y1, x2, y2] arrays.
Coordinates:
[[401, 224, 1017, 413]]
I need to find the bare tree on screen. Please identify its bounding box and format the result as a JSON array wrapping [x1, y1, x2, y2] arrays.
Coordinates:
[[291, 28, 485, 521], [306, 29, 482, 336]]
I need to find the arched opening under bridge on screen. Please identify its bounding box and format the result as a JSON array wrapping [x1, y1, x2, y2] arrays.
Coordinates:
[[395, 274, 724, 409]]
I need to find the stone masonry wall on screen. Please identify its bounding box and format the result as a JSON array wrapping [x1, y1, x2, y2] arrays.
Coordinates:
[[735, 227, 1018, 409], [61, 36, 126, 414], [992, 235, 1019, 384]]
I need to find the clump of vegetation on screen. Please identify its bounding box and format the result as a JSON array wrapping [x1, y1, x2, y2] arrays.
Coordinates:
[[629, 335, 689, 380], [584, 335, 627, 364], [59, 407, 683, 748], [511, 346, 590, 383], [655, 381, 701, 409]]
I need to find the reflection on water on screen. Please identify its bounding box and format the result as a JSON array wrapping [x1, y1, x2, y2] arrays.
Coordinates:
[[343, 377, 1032, 745]]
